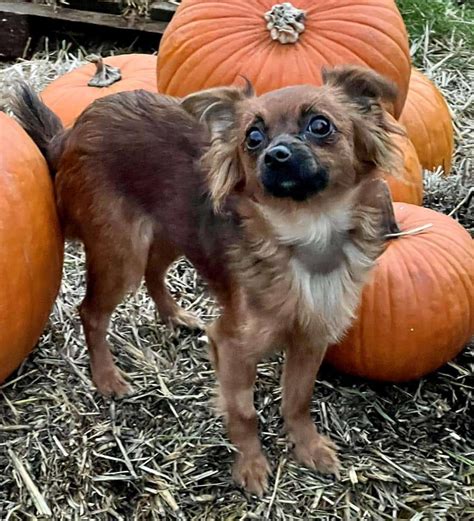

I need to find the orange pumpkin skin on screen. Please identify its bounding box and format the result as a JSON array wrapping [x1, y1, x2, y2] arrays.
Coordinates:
[[157, 0, 411, 118], [326, 204, 473, 382], [400, 69, 454, 174], [382, 130, 423, 205], [0, 114, 63, 382], [41, 54, 157, 127]]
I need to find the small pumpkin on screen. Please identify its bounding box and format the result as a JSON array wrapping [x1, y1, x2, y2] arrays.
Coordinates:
[[157, 0, 411, 117], [0, 114, 63, 382], [381, 124, 423, 205], [41, 54, 157, 127], [400, 69, 454, 174], [326, 203, 474, 382]]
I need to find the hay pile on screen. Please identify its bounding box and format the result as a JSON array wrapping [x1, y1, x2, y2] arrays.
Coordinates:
[[0, 38, 472, 519]]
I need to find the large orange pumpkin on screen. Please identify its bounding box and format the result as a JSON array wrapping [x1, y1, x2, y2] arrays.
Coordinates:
[[382, 126, 423, 205], [400, 69, 454, 174], [157, 0, 411, 118], [42, 54, 157, 127], [326, 203, 474, 382], [0, 114, 63, 382]]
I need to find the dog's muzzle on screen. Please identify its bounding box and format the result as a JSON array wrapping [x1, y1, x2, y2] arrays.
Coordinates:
[[261, 142, 328, 201]]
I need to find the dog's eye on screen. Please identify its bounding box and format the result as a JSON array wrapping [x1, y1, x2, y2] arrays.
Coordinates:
[[307, 116, 333, 138], [245, 128, 265, 150]]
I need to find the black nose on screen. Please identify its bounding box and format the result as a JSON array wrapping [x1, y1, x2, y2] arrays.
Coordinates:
[[264, 145, 292, 166]]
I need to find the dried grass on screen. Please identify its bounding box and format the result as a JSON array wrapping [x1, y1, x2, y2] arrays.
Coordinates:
[[0, 31, 473, 520]]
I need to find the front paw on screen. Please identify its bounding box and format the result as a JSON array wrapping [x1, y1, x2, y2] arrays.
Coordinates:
[[293, 432, 341, 479], [233, 452, 271, 496], [92, 366, 131, 398]]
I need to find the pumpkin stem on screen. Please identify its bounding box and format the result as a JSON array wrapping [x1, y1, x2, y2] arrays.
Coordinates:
[[385, 223, 432, 239], [264, 2, 306, 44], [87, 55, 122, 88]]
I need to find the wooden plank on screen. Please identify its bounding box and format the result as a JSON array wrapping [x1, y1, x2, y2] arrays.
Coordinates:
[[0, 1, 169, 34], [150, 1, 177, 22], [66, 0, 124, 15]]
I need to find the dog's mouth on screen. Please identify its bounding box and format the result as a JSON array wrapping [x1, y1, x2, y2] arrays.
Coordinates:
[[260, 144, 328, 201]]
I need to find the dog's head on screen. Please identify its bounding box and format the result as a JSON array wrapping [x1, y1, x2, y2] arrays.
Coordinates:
[[182, 66, 402, 212]]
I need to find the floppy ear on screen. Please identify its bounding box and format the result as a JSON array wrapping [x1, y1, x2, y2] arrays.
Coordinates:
[[322, 65, 398, 107], [181, 81, 254, 135], [322, 65, 404, 173], [182, 84, 254, 212]]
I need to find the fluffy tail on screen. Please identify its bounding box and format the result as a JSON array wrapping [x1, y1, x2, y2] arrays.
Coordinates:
[[9, 84, 65, 176]]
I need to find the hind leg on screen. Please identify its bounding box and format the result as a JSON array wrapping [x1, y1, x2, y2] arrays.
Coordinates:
[[80, 239, 149, 397], [145, 236, 203, 330]]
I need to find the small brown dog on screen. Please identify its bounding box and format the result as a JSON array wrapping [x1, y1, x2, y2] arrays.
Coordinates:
[[11, 66, 401, 495]]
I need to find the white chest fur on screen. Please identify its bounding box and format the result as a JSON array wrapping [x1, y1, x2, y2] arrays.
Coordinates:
[[263, 201, 375, 344]]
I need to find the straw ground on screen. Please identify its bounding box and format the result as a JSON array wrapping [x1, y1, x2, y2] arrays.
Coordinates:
[[0, 32, 473, 520]]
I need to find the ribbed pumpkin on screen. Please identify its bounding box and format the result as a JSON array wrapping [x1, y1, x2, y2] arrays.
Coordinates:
[[157, 0, 411, 118], [381, 124, 423, 205], [326, 203, 474, 382], [400, 69, 454, 174], [0, 114, 63, 382], [42, 54, 157, 127]]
